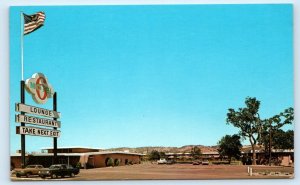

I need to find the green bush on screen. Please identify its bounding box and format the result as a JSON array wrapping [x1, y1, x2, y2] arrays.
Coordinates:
[[76, 162, 82, 168], [106, 158, 114, 167], [114, 159, 120, 166]]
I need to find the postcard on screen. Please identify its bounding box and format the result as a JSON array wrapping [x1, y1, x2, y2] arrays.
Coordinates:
[[10, 4, 294, 180]]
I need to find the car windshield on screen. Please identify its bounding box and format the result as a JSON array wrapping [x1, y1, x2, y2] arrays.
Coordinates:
[[49, 165, 61, 169]]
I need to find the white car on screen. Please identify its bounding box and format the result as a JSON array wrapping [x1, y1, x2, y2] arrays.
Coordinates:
[[157, 159, 167, 164], [202, 160, 209, 165]]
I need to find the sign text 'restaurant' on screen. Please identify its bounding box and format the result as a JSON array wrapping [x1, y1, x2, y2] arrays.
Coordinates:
[[16, 114, 61, 128]]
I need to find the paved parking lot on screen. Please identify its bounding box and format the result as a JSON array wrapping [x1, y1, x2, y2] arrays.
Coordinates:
[[11, 163, 293, 181]]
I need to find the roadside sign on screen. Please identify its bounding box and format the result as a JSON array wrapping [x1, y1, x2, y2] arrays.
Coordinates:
[[25, 73, 54, 104], [17, 72, 61, 166], [16, 114, 61, 128], [16, 126, 60, 138], [15, 103, 61, 118]]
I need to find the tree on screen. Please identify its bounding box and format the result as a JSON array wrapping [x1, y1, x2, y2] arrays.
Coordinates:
[[272, 130, 293, 149], [217, 134, 242, 163], [261, 129, 294, 151], [159, 152, 166, 159], [259, 108, 294, 163], [191, 146, 202, 160], [227, 97, 293, 165], [226, 97, 262, 165], [148, 150, 161, 161]]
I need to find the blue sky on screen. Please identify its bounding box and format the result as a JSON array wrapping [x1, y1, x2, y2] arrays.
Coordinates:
[[10, 5, 293, 153]]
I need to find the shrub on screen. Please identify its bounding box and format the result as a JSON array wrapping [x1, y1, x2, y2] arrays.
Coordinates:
[[114, 159, 120, 166], [76, 162, 81, 168], [106, 158, 114, 167]]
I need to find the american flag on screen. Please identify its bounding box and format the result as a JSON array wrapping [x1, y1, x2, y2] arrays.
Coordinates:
[[23, 12, 45, 35]]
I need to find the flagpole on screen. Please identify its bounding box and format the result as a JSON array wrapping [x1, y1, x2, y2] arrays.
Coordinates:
[[20, 11, 26, 168], [20, 12, 24, 80]]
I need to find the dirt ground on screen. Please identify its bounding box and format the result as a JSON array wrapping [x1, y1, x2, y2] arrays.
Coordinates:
[[11, 163, 294, 181]]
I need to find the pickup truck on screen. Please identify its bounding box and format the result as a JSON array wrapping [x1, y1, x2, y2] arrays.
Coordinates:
[[15, 165, 44, 178], [38, 164, 80, 179]]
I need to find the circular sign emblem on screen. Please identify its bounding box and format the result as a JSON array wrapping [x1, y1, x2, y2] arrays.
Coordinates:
[[25, 73, 54, 104]]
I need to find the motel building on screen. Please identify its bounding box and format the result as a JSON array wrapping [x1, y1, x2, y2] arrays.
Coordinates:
[[165, 152, 220, 161], [11, 146, 144, 169], [241, 145, 294, 166]]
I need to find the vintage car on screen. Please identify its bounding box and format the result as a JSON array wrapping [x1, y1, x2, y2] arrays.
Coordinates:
[[38, 164, 80, 179], [166, 160, 176, 165], [202, 160, 209, 165], [192, 160, 202, 165], [157, 158, 167, 164], [15, 165, 44, 178]]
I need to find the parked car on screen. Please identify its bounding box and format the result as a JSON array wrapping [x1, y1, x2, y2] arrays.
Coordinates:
[[15, 165, 44, 178], [202, 160, 209, 165], [38, 164, 80, 179], [192, 161, 201, 165], [157, 159, 167, 164], [166, 160, 175, 165]]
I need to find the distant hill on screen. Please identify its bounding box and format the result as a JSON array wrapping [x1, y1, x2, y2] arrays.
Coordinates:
[[104, 145, 219, 154]]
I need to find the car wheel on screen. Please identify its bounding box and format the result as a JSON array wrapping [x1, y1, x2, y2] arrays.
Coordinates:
[[51, 173, 57, 179], [16, 174, 21, 178], [26, 173, 31, 178], [40, 175, 45, 179], [70, 172, 75, 177]]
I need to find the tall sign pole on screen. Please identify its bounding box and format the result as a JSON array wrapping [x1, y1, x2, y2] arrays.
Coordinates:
[[53, 92, 58, 164], [20, 12, 26, 169], [20, 81, 26, 168], [269, 125, 272, 166]]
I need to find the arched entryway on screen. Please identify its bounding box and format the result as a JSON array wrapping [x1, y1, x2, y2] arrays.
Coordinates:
[[125, 159, 129, 165]]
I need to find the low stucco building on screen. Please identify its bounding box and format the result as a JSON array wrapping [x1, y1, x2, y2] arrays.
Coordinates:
[[11, 146, 144, 169], [165, 152, 220, 160], [241, 145, 294, 166]]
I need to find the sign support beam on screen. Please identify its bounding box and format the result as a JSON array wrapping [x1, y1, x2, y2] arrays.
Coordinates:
[[53, 92, 58, 164], [20, 81, 26, 168], [269, 126, 272, 166]]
